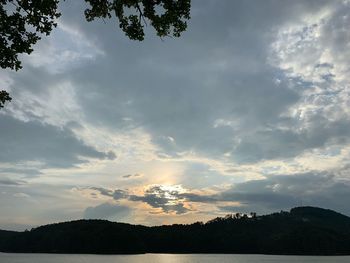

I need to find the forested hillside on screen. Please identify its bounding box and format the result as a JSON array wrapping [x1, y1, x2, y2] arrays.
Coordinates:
[[1, 207, 350, 255]]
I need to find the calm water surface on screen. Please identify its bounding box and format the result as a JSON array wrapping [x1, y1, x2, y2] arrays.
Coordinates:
[[1, 253, 350, 263]]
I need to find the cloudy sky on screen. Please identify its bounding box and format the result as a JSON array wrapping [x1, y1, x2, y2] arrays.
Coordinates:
[[1, 0, 350, 231]]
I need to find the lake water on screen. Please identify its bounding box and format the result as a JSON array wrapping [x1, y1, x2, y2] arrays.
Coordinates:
[[1, 253, 350, 263]]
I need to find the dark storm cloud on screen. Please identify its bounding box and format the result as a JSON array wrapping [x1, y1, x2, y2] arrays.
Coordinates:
[[84, 202, 131, 220], [0, 115, 115, 168]]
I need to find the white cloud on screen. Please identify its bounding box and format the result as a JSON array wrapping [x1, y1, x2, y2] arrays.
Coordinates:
[[21, 21, 104, 74], [270, 1, 350, 123], [6, 81, 82, 127]]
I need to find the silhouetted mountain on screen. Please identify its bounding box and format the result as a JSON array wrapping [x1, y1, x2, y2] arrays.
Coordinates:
[[1, 206, 350, 255]]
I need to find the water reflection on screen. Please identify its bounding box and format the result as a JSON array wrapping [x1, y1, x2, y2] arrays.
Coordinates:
[[1, 253, 350, 263]]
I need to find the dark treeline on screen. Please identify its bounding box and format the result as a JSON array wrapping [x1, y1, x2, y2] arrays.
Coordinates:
[[1, 207, 350, 255]]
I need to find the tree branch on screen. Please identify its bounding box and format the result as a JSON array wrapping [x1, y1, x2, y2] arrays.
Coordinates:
[[136, 3, 147, 26]]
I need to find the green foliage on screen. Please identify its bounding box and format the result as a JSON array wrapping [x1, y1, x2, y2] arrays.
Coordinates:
[[0, 0, 61, 71], [0, 0, 61, 107], [85, 0, 191, 41], [0, 0, 191, 108], [0, 90, 11, 108]]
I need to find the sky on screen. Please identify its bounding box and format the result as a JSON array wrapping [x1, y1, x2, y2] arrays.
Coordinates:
[[1, 0, 350, 231]]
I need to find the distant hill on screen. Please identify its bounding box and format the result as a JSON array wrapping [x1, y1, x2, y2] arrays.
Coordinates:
[[1, 206, 350, 255]]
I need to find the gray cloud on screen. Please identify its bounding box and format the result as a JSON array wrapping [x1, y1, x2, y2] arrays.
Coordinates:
[[122, 173, 142, 179], [0, 167, 42, 178], [0, 183, 85, 230], [90, 187, 127, 200], [0, 178, 26, 186], [113, 189, 128, 200], [91, 185, 190, 215], [105, 151, 117, 160], [215, 173, 350, 215], [129, 194, 189, 215], [55, 0, 346, 165], [232, 118, 350, 163], [192, 172, 350, 216], [175, 172, 350, 217], [3, 0, 345, 165], [129, 186, 190, 215], [1, 0, 350, 228], [0, 115, 115, 168], [90, 172, 350, 216], [84, 202, 131, 220], [90, 187, 114, 197]]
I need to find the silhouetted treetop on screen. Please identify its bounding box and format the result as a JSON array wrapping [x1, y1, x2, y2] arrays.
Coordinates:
[[84, 0, 191, 41]]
